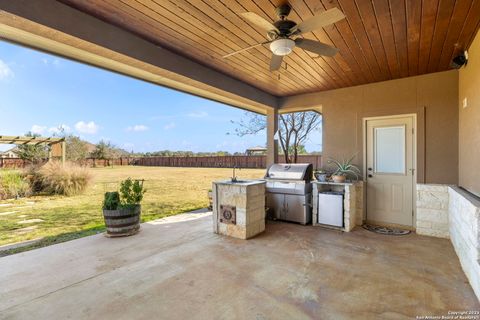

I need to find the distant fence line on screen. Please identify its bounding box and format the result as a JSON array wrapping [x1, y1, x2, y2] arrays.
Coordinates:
[[134, 155, 322, 169], [0, 155, 322, 169], [0, 157, 135, 169]]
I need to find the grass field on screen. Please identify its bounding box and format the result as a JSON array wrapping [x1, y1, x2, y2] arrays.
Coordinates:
[[0, 166, 264, 254]]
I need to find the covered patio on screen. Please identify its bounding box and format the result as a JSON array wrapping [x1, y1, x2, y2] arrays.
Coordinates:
[[1, 212, 478, 319], [1, 0, 480, 317]]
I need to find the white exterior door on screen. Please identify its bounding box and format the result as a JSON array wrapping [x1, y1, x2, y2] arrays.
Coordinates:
[[366, 116, 415, 227]]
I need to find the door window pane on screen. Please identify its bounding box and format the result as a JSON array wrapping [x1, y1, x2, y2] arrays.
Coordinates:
[[374, 126, 405, 174]]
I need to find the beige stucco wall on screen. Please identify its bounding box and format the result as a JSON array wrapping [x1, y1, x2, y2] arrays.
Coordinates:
[[283, 70, 459, 184], [459, 31, 480, 197]]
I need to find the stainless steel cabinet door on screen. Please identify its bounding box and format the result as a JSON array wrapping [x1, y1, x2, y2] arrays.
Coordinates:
[[284, 194, 307, 224], [266, 193, 285, 220]]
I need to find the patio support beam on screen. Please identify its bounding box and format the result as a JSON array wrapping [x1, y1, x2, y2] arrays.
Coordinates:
[[278, 93, 323, 113], [266, 108, 278, 167], [0, 0, 279, 114]]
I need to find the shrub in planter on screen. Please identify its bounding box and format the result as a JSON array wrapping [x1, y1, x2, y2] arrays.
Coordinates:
[[102, 178, 145, 237]]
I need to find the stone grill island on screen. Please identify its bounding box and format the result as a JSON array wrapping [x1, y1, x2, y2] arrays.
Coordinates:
[[212, 180, 266, 239]]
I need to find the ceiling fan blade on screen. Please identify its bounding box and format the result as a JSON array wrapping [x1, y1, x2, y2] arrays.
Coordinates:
[[270, 54, 283, 71], [292, 8, 345, 35], [295, 38, 339, 57], [223, 41, 271, 58], [240, 12, 279, 33]]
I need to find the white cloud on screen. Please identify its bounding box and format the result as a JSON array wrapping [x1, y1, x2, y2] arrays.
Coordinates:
[[126, 124, 149, 132], [31, 125, 47, 135], [0, 59, 14, 80], [75, 121, 99, 134], [48, 124, 71, 135], [187, 111, 208, 118], [164, 122, 176, 130], [41, 57, 61, 67]]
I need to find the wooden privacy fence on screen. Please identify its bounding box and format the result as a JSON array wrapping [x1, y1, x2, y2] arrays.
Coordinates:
[[0, 156, 322, 169], [0, 157, 135, 169], [134, 155, 322, 169], [78, 158, 135, 167]]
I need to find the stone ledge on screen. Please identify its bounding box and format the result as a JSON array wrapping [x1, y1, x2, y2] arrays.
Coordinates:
[[417, 184, 451, 192]]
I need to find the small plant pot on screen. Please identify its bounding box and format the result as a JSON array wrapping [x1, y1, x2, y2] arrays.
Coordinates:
[[332, 175, 346, 183], [208, 191, 213, 210], [315, 173, 328, 182], [103, 205, 141, 237]]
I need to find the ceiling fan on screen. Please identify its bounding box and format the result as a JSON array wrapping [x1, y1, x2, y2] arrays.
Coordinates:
[[223, 4, 345, 71]]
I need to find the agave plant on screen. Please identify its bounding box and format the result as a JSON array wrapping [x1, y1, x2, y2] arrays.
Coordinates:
[[328, 154, 361, 180]]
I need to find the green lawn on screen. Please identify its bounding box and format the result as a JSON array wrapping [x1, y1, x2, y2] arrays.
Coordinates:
[[0, 166, 264, 255]]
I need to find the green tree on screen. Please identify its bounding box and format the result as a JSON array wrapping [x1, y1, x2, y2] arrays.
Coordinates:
[[65, 135, 89, 161], [287, 144, 307, 156], [14, 132, 48, 162], [90, 140, 115, 160]]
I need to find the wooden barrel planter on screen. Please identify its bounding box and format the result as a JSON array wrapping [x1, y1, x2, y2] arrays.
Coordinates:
[[103, 205, 141, 237]]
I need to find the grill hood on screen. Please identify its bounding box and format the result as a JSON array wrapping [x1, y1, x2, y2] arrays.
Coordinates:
[[265, 163, 313, 182]]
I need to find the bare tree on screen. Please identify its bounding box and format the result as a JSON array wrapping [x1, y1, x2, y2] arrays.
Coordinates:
[[230, 111, 322, 163]]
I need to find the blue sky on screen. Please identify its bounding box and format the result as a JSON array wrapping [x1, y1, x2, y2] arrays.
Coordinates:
[[0, 40, 321, 153]]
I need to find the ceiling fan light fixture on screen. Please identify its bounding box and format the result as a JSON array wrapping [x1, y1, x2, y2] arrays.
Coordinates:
[[270, 38, 295, 56]]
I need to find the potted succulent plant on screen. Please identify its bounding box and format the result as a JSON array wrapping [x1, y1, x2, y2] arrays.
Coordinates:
[[328, 155, 361, 183], [102, 178, 146, 237], [314, 169, 328, 182]]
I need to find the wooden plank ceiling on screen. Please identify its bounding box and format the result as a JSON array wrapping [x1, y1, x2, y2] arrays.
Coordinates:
[[59, 0, 480, 97]]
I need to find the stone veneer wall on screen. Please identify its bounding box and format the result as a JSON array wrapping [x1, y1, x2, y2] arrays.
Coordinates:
[[416, 184, 450, 238], [415, 184, 480, 300], [448, 186, 480, 300]]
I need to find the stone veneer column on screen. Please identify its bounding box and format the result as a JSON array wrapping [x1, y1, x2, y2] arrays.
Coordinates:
[[416, 184, 449, 238], [212, 181, 266, 240]]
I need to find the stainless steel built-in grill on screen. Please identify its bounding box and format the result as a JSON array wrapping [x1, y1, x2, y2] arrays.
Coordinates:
[[265, 163, 313, 225]]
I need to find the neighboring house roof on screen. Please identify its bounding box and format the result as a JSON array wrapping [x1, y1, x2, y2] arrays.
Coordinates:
[[0, 147, 18, 158], [246, 146, 267, 151], [0, 147, 17, 154], [85, 142, 96, 153], [246, 146, 267, 155]]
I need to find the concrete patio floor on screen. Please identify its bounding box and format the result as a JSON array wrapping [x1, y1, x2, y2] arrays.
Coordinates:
[[0, 211, 478, 320]]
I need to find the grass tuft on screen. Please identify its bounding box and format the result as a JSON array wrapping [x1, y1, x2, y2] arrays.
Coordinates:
[[0, 170, 32, 200], [38, 162, 92, 196]]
